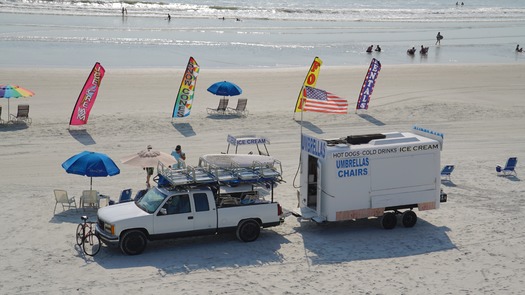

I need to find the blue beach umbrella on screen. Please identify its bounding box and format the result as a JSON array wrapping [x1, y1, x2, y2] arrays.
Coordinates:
[[62, 151, 120, 190], [207, 81, 242, 97]]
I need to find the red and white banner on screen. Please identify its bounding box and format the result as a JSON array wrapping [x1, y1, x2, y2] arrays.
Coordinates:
[[304, 86, 348, 114], [69, 62, 105, 125]]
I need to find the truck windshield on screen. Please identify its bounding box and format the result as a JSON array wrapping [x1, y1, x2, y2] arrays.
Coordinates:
[[136, 188, 168, 213]]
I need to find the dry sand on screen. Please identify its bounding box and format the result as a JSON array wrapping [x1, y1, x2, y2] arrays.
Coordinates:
[[1, 64, 524, 294]]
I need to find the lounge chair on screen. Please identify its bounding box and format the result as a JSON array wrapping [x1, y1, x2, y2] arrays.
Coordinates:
[[227, 98, 248, 116], [0, 105, 4, 124], [496, 157, 517, 176], [207, 98, 229, 115], [118, 188, 133, 203], [440, 165, 455, 180], [80, 190, 99, 211], [53, 189, 78, 214], [9, 104, 32, 125]]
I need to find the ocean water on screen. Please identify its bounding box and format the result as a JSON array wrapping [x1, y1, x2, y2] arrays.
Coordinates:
[[1, 0, 524, 68]]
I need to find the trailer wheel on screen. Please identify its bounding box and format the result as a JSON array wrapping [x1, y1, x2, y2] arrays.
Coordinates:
[[120, 230, 147, 255], [236, 219, 260, 242], [380, 212, 397, 230], [402, 210, 417, 228]]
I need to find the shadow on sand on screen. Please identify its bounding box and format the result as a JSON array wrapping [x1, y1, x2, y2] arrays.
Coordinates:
[[295, 120, 323, 134], [171, 122, 196, 137], [294, 216, 454, 265], [497, 175, 520, 182], [50, 209, 98, 225], [68, 129, 96, 145], [0, 122, 29, 131], [441, 179, 457, 187], [358, 113, 386, 126], [94, 230, 290, 274]]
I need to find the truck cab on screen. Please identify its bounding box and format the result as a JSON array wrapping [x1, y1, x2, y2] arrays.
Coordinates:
[[97, 180, 283, 255]]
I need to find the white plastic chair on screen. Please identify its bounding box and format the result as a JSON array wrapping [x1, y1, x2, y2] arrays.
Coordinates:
[[53, 189, 78, 214], [80, 190, 99, 211]]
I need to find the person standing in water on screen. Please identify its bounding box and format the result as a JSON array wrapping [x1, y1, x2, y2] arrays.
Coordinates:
[[436, 32, 443, 45]]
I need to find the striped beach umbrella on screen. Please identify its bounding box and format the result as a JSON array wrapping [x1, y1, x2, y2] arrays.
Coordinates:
[[0, 84, 35, 117]]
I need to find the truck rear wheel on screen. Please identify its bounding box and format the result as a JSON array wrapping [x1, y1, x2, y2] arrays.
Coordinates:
[[236, 219, 260, 242], [380, 212, 397, 229], [120, 230, 147, 255], [402, 210, 417, 228]]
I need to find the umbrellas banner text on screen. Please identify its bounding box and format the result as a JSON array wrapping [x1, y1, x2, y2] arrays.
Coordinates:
[[207, 81, 242, 97], [0, 84, 35, 117], [62, 151, 120, 190]]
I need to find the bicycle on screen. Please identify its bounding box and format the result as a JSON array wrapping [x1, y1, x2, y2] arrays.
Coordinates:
[[75, 215, 101, 256]]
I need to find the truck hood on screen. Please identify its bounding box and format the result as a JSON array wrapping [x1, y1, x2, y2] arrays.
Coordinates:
[[97, 202, 149, 224]]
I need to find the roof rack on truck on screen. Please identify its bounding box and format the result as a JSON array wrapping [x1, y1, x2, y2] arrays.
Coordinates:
[[156, 153, 283, 189]]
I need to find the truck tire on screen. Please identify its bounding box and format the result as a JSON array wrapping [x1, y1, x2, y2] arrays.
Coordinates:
[[236, 219, 260, 242], [380, 212, 397, 230], [402, 210, 417, 228], [120, 230, 147, 255]]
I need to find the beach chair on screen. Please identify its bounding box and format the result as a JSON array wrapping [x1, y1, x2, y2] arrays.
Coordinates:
[[227, 98, 249, 116], [0, 105, 4, 124], [9, 104, 32, 125], [118, 188, 133, 203], [80, 190, 99, 211], [496, 157, 517, 176], [207, 98, 229, 115], [440, 165, 455, 180], [134, 189, 148, 201], [53, 189, 78, 214]]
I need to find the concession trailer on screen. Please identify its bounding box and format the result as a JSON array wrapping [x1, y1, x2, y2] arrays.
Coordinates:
[[293, 126, 447, 229]]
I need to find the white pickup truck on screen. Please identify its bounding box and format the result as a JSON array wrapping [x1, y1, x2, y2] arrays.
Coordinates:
[[96, 183, 284, 255]]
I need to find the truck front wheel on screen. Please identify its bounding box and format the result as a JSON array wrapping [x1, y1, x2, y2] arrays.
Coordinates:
[[120, 230, 147, 255], [236, 219, 260, 242], [380, 212, 397, 229], [402, 210, 417, 228]]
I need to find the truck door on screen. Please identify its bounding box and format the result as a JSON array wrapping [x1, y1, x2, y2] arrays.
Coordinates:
[[154, 194, 194, 234], [191, 192, 217, 232]]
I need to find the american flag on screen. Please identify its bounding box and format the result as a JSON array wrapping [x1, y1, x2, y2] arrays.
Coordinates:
[[303, 86, 348, 114]]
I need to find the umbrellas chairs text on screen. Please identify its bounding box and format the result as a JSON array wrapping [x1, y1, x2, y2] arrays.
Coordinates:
[[207, 81, 242, 98], [0, 84, 35, 118], [62, 151, 120, 190]]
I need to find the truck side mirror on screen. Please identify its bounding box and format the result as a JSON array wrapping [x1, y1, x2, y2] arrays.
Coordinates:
[[158, 208, 167, 215]]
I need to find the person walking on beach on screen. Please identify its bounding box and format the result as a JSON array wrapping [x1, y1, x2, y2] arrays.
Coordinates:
[[144, 145, 155, 187], [436, 32, 443, 45], [171, 145, 186, 169], [167, 14, 171, 21], [145, 166, 154, 187]]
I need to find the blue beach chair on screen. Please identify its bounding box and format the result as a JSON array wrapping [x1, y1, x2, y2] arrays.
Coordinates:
[[440, 165, 455, 181], [118, 188, 133, 203], [496, 157, 517, 176]]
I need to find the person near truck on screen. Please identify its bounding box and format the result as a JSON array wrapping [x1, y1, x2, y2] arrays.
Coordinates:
[[171, 145, 186, 168]]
